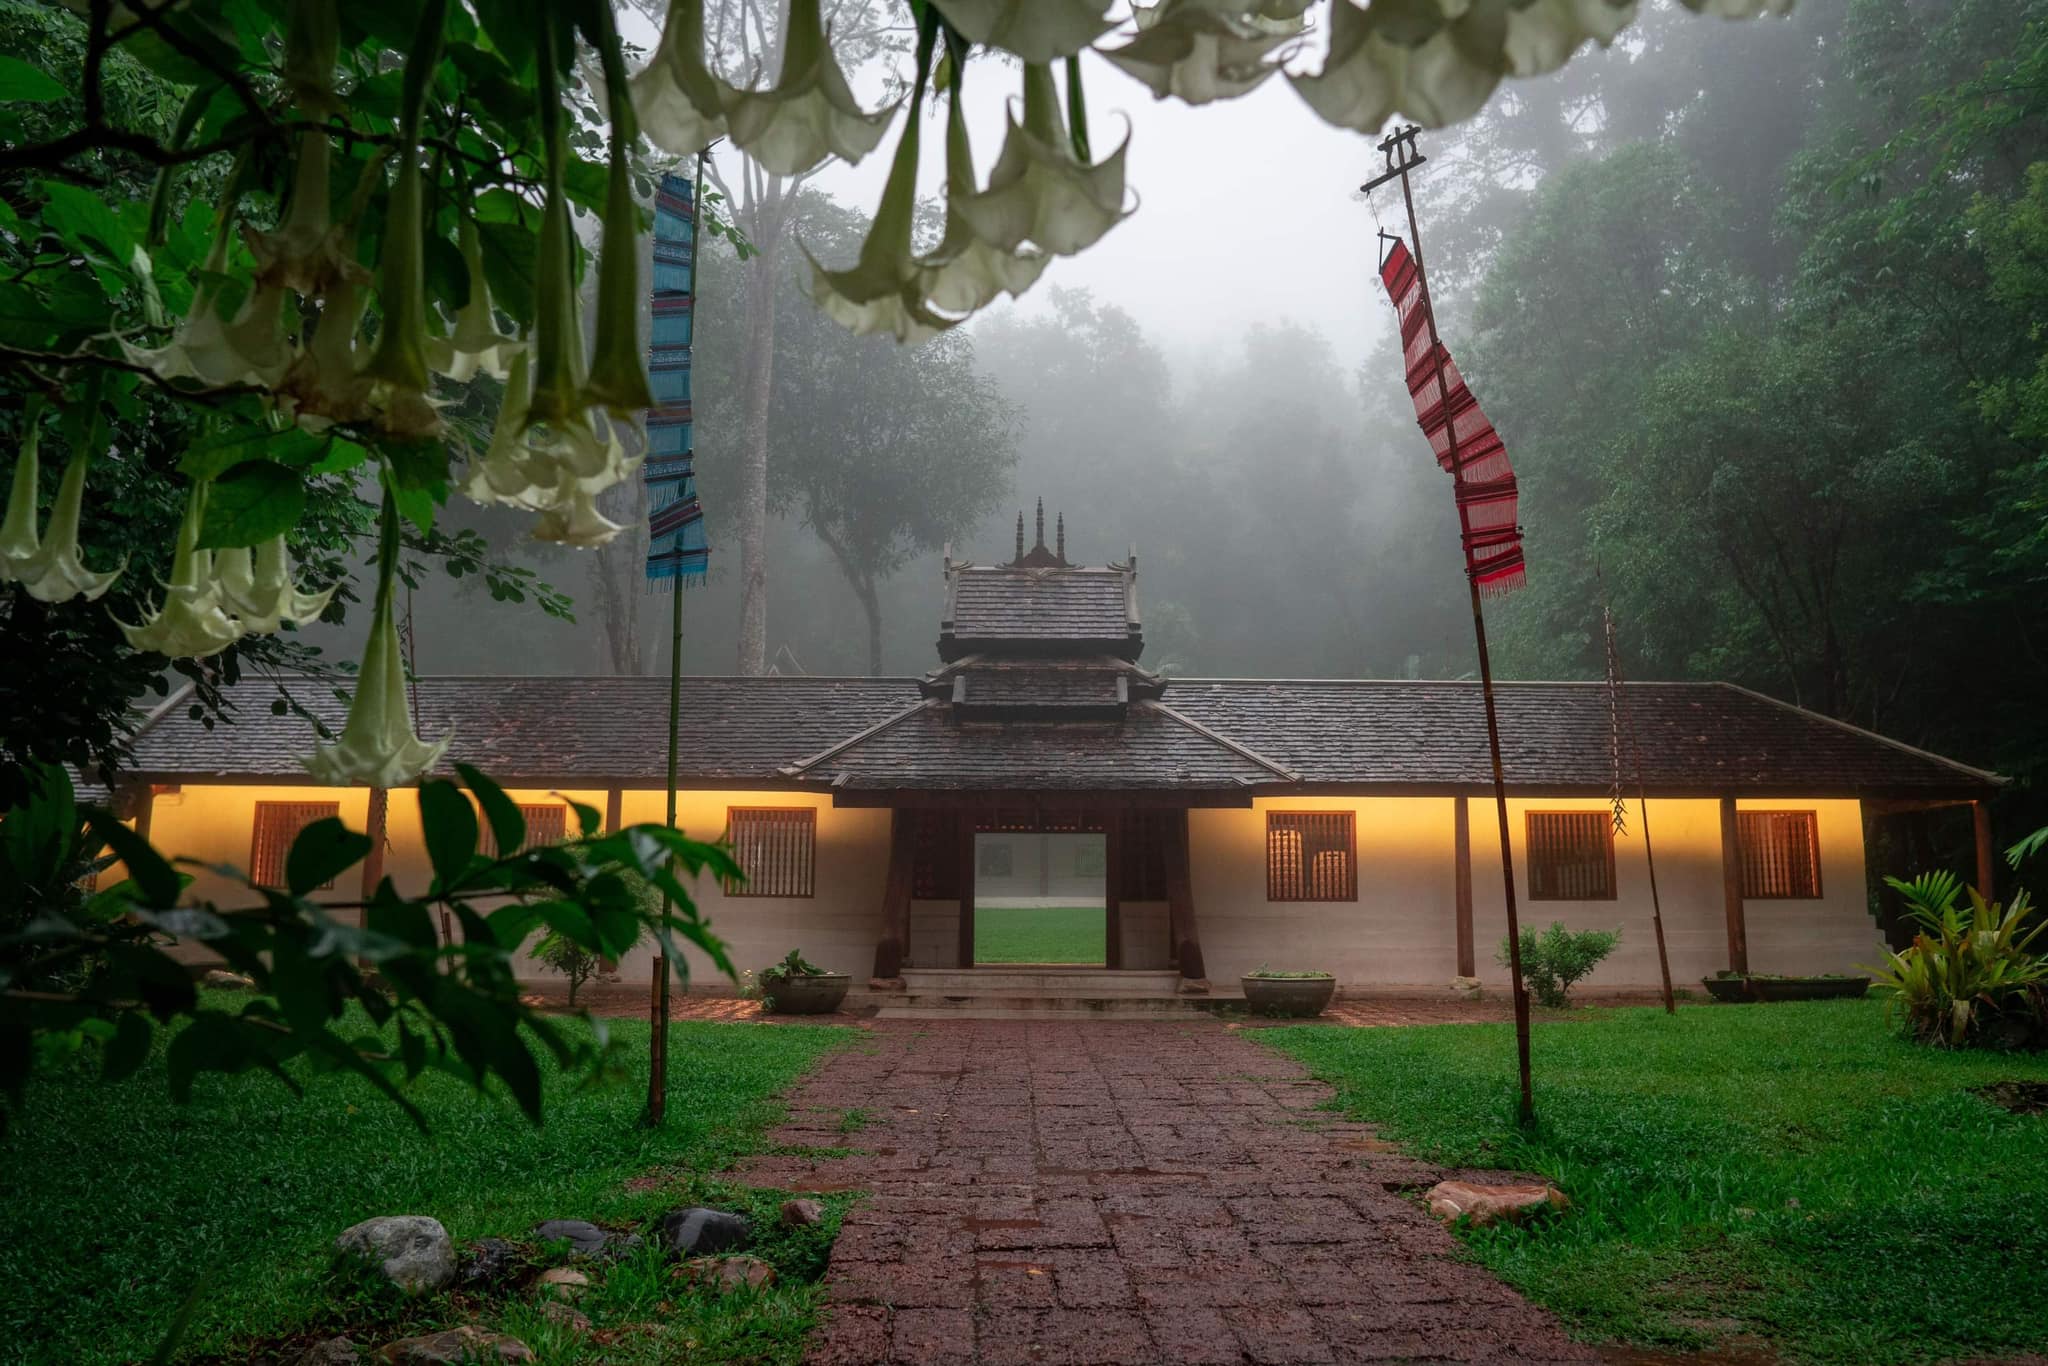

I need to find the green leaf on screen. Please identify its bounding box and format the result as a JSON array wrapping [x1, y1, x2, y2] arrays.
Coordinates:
[[85, 811, 179, 908], [180, 426, 326, 481], [474, 217, 539, 326], [570, 800, 601, 837], [40, 181, 137, 264], [458, 764, 524, 858], [102, 1012, 154, 1082], [283, 817, 372, 896], [0, 56, 68, 103], [197, 460, 305, 549], [310, 438, 370, 476], [418, 780, 479, 890], [486, 901, 542, 949]]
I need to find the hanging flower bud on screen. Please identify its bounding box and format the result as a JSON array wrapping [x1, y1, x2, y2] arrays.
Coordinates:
[[217, 533, 335, 632], [359, 150, 443, 439], [930, 0, 1115, 63], [582, 138, 656, 414], [917, 62, 1048, 315], [524, 40, 589, 437], [0, 415, 125, 603], [630, 0, 731, 156], [426, 214, 523, 383], [723, 0, 895, 176], [953, 63, 1130, 257], [277, 271, 374, 431], [304, 491, 452, 787], [807, 20, 956, 344], [118, 482, 242, 659], [248, 130, 359, 299], [1103, 0, 1299, 105]]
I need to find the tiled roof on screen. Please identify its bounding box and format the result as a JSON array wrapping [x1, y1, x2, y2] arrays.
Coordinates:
[[120, 675, 1999, 798], [1163, 679, 2000, 797], [123, 676, 915, 786], [942, 566, 1137, 657], [783, 700, 1291, 791]]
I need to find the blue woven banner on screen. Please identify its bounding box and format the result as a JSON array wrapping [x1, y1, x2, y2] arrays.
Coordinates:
[[646, 172, 707, 582]]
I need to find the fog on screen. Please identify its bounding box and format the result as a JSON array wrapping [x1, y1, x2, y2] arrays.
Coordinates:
[[385, 0, 2048, 805]]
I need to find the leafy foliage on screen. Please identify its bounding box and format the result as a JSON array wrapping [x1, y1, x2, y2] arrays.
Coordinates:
[[0, 762, 737, 1133], [1872, 870, 2048, 1048], [1498, 922, 1621, 1008]]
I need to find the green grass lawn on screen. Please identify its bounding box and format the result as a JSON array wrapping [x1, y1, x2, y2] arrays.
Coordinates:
[[973, 904, 1105, 963], [0, 1009, 851, 1365], [1260, 999, 2048, 1364]]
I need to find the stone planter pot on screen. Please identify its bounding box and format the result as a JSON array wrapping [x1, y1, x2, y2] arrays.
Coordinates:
[[1241, 974, 1336, 1018], [1703, 975, 1870, 1003], [765, 972, 850, 1015]]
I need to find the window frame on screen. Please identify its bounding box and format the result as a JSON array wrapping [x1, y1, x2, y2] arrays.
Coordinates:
[[1525, 810, 1618, 902], [724, 806, 818, 899], [1264, 811, 1358, 903], [478, 801, 570, 858], [1737, 809, 1823, 900], [250, 800, 343, 890]]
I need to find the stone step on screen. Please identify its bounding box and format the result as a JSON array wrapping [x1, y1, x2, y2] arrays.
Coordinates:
[[900, 968, 1183, 996], [877, 991, 1240, 1021]]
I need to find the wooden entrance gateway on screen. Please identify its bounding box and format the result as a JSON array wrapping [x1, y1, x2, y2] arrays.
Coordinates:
[[870, 801, 1207, 982]]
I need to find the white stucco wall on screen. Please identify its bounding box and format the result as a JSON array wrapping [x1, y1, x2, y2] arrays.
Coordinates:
[[1189, 795, 1883, 990], [128, 786, 1884, 992]]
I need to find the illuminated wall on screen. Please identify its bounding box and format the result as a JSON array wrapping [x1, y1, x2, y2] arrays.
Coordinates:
[[1190, 795, 1881, 989]]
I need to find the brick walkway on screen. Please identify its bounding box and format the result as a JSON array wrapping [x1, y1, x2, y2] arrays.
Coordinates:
[[729, 1019, 1597, 1365]]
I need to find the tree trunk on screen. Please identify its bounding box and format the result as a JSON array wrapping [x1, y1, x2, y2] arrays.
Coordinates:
[[858, 574, 883, 676], [589, 475, 648, 674], [735, 233, 780, 676]]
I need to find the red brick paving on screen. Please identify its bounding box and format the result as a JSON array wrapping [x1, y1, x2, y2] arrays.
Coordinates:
[[728, 1019, 1598, 1365]]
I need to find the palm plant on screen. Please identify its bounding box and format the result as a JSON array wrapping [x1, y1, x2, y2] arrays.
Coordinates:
[[1872, 871, 2048, 1047]]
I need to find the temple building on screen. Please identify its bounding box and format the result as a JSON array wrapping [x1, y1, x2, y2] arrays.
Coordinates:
[[115, 510, 2004, 1011]]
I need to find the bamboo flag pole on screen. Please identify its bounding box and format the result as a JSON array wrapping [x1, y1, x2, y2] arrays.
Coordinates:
[[644, 150, 707, 1130], [1365, 128, 1535, 1125]]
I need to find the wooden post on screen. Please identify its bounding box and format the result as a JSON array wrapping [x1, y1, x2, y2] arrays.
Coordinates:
[[874, 810, 914, 980], [644, 954, 669, 1127], [957, 816, 976, 969], [1720, 797, 1749, 974], [602, 787, 624, 974], [1453, 796, 1474, 978], [1104, 810, 1124, 970], [1973, 800, 1996, 903], [362, 787, 390, 898], [1164, 809, 1206, 983]]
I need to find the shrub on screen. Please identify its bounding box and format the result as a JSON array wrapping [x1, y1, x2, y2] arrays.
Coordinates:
[[1872, 871, 2048, 1048], [759, 950, 829, 1012], [529, 931, 605, 1006], [1498, 922, 1621, 1008]]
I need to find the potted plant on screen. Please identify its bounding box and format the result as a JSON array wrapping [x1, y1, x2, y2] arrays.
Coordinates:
[[1703, 970, 1871, 1003], [1241, 968, 1337, 1018], [760, 950, 850, 1015]]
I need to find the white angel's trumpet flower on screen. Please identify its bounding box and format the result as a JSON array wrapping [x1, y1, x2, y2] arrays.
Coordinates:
[[426, 214, 523, 384], [277, 271, 374, 431], [359, 150, 443, 440], [216, 533, 336, 633], [122, 222, 294, 391], [583, 139, 656, 414], [303, 493, 452, 787], [917, 67, 1049, 315], [249, 129, 358, 299], [117, 482, 242, 659], [953, 63, 1131, 257], [1291, 0, 1634, 134], [1103, 0, 1300, 105], [0, 417, 125, 603], [530, 486, 627, 548], [630, 0, 730, 156], [723, 0, 894, 176], [930, 0, 1115, 63], [806, 31, 956, 345]]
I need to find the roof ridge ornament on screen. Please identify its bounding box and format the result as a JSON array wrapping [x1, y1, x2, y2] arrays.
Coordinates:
[[1005, 498, 1070, 568]]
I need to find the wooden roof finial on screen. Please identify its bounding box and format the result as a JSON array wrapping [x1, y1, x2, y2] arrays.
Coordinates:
[[1056, 513, 1065, 562], [1034, 498, 1045, 551], [1014, 511, 1025, 561]]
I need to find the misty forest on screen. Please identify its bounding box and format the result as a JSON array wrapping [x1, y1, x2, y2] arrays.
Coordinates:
[[434, 0, 2045, 841], [10, 2, 2048, 1365]]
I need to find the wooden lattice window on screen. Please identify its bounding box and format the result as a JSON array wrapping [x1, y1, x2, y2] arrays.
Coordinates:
[[1527, 811, 1616, 900], [726, 807, 816, 898], [910, 811, 960, 899], [1119, 810, 1172, 900], [250, 801, 341, 889], [1738, 810, 1822, 899], [479, 802, 569, 858], [1266, 812, 1356, 902]]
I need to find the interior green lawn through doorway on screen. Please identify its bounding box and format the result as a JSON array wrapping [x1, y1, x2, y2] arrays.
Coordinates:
[[972, 905, 1106, 963]]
